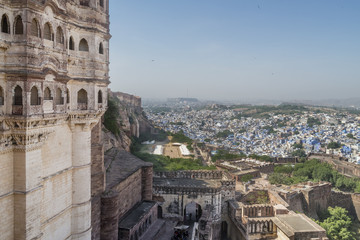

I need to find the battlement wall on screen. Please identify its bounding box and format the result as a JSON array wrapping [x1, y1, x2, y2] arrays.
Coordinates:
[[154, 170, 223, 179]]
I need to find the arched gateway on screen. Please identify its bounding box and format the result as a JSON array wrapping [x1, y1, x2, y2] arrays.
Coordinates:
[[152, 170, 235, 239]]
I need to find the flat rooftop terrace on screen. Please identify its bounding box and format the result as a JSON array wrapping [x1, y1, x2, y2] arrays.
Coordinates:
[[118, 201, 156, 230], [153, 177, 221, 188], [273, 214, 325, 236], [104, 149, 152, 190]]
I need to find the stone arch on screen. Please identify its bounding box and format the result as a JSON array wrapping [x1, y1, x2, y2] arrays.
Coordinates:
[[13, 85, 23, 105], [56, 26, 64, 44], [79, 38, 89, 52], [31, 18, 41, 37], [30, 86, 40, 105], [44, 22, 53, 41], [44, 87, 52, 100], [99, 42, 104, 54], [98, 90, 103, 103], [55, 88, 63, 105], [1, 14, 10, 34], [77, 89, 87, 104], [14, 15, 23, 35], [184, 201, 202, 222], [0, 86, 4, 105], [69, 36, 74, 50]]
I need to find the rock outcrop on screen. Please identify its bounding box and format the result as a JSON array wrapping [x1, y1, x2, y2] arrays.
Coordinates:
[[103, 91, 154, 152]]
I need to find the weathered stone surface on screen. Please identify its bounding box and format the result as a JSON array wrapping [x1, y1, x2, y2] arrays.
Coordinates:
[[0, 1, 110, 239]]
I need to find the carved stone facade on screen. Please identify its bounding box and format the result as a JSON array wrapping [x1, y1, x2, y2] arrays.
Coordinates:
[[0, 1, 110, 239]]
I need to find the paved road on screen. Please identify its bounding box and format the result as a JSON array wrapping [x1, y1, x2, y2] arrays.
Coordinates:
[[157, 220, 177, 240]]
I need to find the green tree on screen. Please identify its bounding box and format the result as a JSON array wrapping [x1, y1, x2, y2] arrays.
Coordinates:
[[318, 207, 355, 240], [307, 117, 321, 127], [293, 142, 303, 149], [216, 130, 232, 138], [346, 133, 355, 139], [240, 174, 253, 183], [292, 149, 307, 158], [327, 142, 341, 149]]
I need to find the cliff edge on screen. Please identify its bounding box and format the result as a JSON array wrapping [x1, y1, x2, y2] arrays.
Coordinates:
[[103, 91, 154, 152]]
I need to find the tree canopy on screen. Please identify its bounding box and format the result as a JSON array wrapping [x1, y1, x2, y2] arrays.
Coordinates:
[[317, 207, 355, 240]]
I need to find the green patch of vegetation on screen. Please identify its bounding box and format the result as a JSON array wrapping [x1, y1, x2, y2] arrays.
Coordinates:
[[216, 130, 232, 138], [292, 149, 307, 157], [170, 131, 193, 145], [238, 129, 246, 134], [150, 106, 172, 114], [138, 129, 168, 142], [317, 207, 356, 240], [231, 104, 308, 119], [262, 125, 276, 134], [240, 174, 254, 183], [212, 149, 246, 162], [293, 142, 303, 149], [347, 133, 356, 139], [104, 97, 121, 136], [269, 159, 360, 193], [133, 152, 216, 172], [307, 117, 321, 127], [328, 141, 342, 149], [244, 191, 269, 205]]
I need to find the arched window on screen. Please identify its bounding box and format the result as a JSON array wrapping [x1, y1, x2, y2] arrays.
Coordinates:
[[44, 22, 53, 41], [14, 86, 22, 105], [69, 36, 74, 50], [0, 86, 4, 105], [99, 42, 104, 54], [14, 16, 23, 35], [44, 87, 52, 100], [1, 14, 10, 34], [56, 27, 64, 44], [30, 86, 40, 105], [77, 89, 87, 104], [100, 0, 104, 7], [66, 88, 70, 103], [31, 19, 40, 37], [79, 38, 89, 52], [98, 90, 103, 103], [55, 88, 63, 105]]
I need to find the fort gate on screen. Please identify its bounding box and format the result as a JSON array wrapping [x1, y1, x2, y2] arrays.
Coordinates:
[[153, 170, 235, 221]]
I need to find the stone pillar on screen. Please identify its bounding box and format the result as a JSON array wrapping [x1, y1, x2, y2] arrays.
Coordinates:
[[71, 123, 92, 239], [91, 121, 105, 240], [13, 148, 43, 240], [142, 166, 153, 200], [101, 191, 120, 240]]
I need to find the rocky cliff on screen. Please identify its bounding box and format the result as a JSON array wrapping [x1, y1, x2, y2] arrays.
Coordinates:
[[103, 91, 154, 152]]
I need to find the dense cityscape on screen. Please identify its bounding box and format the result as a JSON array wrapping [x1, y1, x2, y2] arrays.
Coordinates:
[[146, 102, 360, 162]]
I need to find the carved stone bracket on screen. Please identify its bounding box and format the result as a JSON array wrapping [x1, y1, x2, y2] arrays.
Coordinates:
[[0, 115, 67, 153], [68, 110, 105, 131]]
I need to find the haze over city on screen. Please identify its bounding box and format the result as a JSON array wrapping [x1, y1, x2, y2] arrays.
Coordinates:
[[109, 0, 360, 102]]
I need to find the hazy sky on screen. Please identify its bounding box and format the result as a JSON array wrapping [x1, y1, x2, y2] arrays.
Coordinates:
[[109, 0, 360, 101]]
